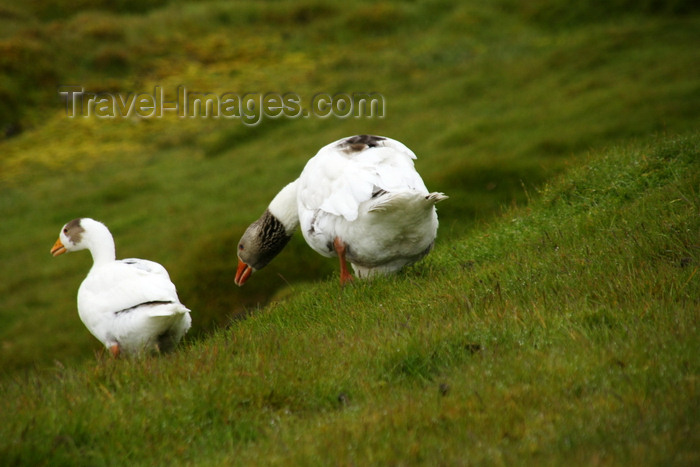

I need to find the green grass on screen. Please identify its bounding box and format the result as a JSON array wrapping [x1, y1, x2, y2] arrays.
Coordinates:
[[1, 135, 697, 465], [0, 0, 699, 464]]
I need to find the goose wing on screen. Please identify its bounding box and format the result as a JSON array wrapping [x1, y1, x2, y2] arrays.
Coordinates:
[[78, 258, 184, 318], [298, 135, 429, 222]]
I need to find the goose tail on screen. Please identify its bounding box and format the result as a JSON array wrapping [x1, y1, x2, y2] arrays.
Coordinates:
[[425, 192, 448, 204]]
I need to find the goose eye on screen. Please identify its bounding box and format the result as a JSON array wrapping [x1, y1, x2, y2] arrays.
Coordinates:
[[238, 244, 244, 250], [63, 228, 68, 234]]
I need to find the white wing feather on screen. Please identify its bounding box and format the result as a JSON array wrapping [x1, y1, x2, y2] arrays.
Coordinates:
[[299, 137, 429, 222], [78, 259, 183, 319]]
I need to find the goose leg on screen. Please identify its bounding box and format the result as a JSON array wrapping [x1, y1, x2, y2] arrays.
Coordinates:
[[333, 237, 354, 286], [109, 343, 121, 358]]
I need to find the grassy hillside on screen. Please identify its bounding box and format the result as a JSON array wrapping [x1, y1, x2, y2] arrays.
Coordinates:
[[0, 0, 699, 464], [1, 0, 698, 373], [1, 134, 697, 465]]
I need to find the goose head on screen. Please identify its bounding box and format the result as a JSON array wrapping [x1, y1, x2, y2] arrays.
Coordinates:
[[51, 218, 116, 265], [235, 210, 293, 286], [51, 218, 88, 256]]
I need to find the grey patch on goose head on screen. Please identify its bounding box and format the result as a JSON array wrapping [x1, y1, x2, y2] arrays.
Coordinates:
[[64, 218, 86, 244], [338, 135, 386, 155]]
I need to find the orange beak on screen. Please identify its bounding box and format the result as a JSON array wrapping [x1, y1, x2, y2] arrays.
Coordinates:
[[50, 238, 67, 257], [234, 259, 253, 286]]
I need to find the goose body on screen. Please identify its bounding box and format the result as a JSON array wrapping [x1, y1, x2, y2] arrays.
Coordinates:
[[236, 135, 447, 285], [51, 218, 191, 357]]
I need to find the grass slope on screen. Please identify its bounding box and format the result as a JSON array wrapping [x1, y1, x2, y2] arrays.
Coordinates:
[[0, 0, 699, 464], [1, 135, 697, 465], [1, 0, 699, 374]]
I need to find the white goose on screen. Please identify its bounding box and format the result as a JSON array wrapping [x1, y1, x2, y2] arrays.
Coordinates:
[[50, 218, 191, 357], [235, 135, 447, 286]]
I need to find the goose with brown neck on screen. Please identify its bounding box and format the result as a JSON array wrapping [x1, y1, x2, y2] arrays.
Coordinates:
[[235, 135, 447, 286]]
